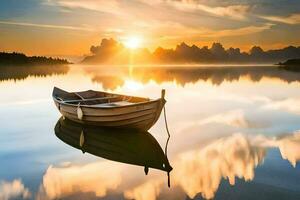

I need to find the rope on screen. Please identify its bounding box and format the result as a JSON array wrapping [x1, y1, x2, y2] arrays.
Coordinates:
[[163, 105, 171, 188], [163, 105, 171, 156], [74, 92, 85, 100]]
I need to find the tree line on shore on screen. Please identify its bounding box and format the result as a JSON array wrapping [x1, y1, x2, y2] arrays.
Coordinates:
[[82, 38, 300, 64], [2, 40, 299, 66], [0, 52, 71, 66]]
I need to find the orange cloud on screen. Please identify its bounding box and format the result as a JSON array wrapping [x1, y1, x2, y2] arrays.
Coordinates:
[[168, 1, 250, 20], [39, 162, 122, 199], [143, 20, 273, 41], [203, 24, 273, 38], [124, 179, 162, 200], [173, 133, 265, 199], [261, 14, 300, 25], [277, 132, 300, 167]]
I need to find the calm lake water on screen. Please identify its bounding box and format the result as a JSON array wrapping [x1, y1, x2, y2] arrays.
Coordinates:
[[1, 65, 300, 200]]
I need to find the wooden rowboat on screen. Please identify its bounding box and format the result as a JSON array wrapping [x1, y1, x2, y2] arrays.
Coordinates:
[[52, 87, 166, 131], [54, 117, 173, 185]]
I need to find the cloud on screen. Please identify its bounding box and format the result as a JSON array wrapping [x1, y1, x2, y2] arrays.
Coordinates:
[[263, 97, 300, 115], [49, 0, 122, 15], [173, 133, 265, 199], [199, 110, 249, 128], [203, 23, 273, 38], [276, 131, 300, 167], [0, 20, 94, 31], [38, 160, 167, 200], [165, 23, 273, 39], [168, 0, 250, 20], [148, 21, 272, 40], [123, 131, 300, 200], [0, 179, 31, 200], [34, 130, 300, 200], [140, 0, 250, 20], [176, 110, 250, 134], [260, 14, 300, 25], [38, 162, 122, 199], [123, 133, 267, 200], [124, 179, 162, 200]]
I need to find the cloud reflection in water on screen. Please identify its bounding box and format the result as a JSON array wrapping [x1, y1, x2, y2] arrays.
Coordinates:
[[38, 162, 122, 199], [0, 179, 30, 200], [36, 131, 300, 200], [173, 133, 265, 199]]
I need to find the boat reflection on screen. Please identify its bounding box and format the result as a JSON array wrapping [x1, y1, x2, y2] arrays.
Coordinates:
[[54, 117, 172, 180]]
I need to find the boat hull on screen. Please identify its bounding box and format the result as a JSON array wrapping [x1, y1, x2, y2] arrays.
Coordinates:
[[53, 88, 165, 131]]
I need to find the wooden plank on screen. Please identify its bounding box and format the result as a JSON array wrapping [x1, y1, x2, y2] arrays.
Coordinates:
[[59, 100, 160, 116], [61, 108, 156, 122], [115, 118, 154, 130], [62, 112, 156, 126], [61, 96, 119, 103]]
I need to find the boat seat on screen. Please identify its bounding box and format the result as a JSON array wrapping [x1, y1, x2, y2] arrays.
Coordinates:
[[92, 101, 135, 107]]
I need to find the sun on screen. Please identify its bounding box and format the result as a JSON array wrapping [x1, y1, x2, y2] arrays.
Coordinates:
[[124, 36, 142, 49]]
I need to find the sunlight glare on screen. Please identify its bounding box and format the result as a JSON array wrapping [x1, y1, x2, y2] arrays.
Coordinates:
[[124, 36, 142, 49], [124, 79, 143, 91]]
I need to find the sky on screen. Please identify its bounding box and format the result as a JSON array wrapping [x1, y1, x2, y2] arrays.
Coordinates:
[[0, 0, 300, 56]]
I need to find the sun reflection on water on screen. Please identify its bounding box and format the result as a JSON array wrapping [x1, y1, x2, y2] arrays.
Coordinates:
[[123, 79, 144, 91]]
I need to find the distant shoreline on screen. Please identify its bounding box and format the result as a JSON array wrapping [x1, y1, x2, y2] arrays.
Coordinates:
[[81, 38, 300, 65], [278, 59, 300, 72], [278, 58, 300, 66], [0, 52, 72, 66]]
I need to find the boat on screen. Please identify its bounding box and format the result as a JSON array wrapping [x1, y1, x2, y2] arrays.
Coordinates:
[[54, 117, 173, 185], [52, 87, 166, 131]]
